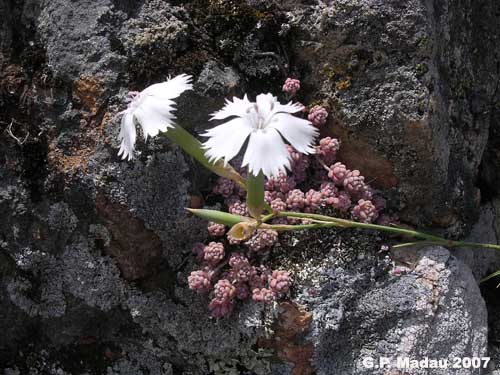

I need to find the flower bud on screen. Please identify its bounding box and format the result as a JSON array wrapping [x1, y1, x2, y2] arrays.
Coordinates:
[[227, 222, 257, 241]]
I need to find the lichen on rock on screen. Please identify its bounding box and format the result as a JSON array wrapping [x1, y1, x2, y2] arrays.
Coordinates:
[[0, 0, 498, 373]]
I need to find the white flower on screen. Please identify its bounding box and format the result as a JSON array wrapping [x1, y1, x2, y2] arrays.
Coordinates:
[[118, 74, 192, 160], [202, 93, 318, 177]]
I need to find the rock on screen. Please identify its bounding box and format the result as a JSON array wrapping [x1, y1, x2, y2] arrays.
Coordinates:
[[0, 0, 498, 373], [454, 200, 500, 280], [298, 246, 487, 375], [0, 0, 12, 50], [38, 0, 126, 81], [291, 0, 500, 233], [196, 61, 240, 98]]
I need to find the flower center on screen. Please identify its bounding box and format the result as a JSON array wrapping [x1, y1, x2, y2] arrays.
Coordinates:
[[126, 91, 141, 110], [247, 102, 275, 131]]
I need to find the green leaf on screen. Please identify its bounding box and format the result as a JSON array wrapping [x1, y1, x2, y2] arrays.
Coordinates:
[[391, 241, 437, 249], [165, 125, 245, 188], [480, 270, 500, 284], [246, 171, 265, 220], [186, 208, 246, 226]]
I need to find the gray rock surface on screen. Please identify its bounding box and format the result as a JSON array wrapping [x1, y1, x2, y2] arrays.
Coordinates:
[[296, 245, 487, 375], [290, 0, 500, 233], [0, 0, 498, 373], [454, 200, 500, 280]]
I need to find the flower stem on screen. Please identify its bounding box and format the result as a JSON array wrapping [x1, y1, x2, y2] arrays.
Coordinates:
[[276, 211, 500, 251], [166, 126, 272, 214], [315, 155, 331, 172], [261, 212, 276, 223], [262, 222, 337, 231], [165, 125, 246, 188], [246, 171, 265, 220]]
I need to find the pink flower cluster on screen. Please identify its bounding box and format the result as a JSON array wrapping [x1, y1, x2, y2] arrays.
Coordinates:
[[308, 105, 328, 127], [317, 137, 340, 165], [282, 78, 301, 96], [188, 243, 292, 318], [189, 87, 394, 318]]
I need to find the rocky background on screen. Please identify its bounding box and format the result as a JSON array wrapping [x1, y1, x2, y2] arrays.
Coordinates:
[[1, 0, 500, 374]]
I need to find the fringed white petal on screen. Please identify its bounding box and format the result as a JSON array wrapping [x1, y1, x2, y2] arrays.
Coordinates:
[[118, 110, 136, 160], [269, 113, 318, 154], [134, 96, 176, 139], [203, 93, 316, 177], [242, 128, 291, 178], [211, 95, 252, 120], [255, 93, 277, 120], [117, 75, 192, 159], [202, 118, 253, 165], [274, 101, 304, 114], [142, 74, 193, 100]]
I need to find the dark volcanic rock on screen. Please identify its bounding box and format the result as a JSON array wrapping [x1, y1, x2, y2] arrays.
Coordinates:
[[0, 0, 498, 374], [290, 0, 499, 234], [300, 246, 487, 375]]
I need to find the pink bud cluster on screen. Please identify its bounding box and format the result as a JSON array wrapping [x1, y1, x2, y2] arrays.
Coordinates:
[[304, 189, 322, 212], [343, 170, 366, 197], [210, 136, 383, 226], [188, 269, 211, 294], [286, 189, 305, 210], [328, 162, 349, 185], [308, 105, 328, 127], [287, 146, 309, 183], [270, 198, 287, 213], [245, 229, 279, 252], [212, 177, 235, 198], [317, 137, 340, 165], [265, 171, 296, 193], [207, 222, 226, 237], [203, 241, 225, 266], [282, 78, 301, 96], [188, 245, 291, 317], [209, 279, 235, 318], [194, 101, 391, 318], [227, 197, 248, 216], [352, 199, 379, 223]]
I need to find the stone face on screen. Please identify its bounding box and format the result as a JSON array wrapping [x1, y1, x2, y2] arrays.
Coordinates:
[[37, 0, 126, 81], [300, 246, 487, 375], [0, 0, 498, 373], [291, 0, 499, 232], [454, 200, 500, 280]]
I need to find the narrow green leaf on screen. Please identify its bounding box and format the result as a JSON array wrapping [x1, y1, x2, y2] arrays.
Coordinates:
[[165, 125, 246, 188], [246, 171, 265, 220], [186, 208, 246, 226], [480, 270, 500, 284], [392, 241, 437, 249]]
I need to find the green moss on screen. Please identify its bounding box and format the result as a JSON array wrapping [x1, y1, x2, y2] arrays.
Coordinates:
[[322, 61, 350, 81], [415, 63, 429, 76], [323, 65, 337, 81], [195, 0, 263, 23], [418, 36, 430, 49], [454, 78, 472, 98]]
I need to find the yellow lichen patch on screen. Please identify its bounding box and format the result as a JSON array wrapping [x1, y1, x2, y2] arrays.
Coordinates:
[[73, 75, 104, 114], [47, 111, 113, 175], [335, 77, 351, 91], [274, 302, 314, 375], [47, 145, 91, 174], [322, 60, 350, 81]]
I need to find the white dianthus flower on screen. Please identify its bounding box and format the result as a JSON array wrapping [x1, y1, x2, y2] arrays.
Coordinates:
[[118, 74, 192, 160], [202, 93, 318, 178]]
